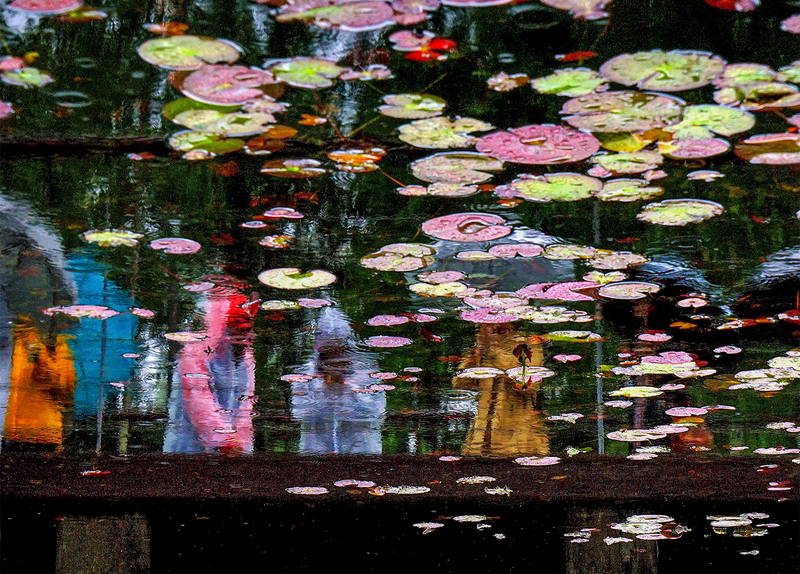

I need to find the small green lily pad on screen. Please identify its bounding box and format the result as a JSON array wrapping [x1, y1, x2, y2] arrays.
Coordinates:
[[594, 179, 664, 202], [398, 116, 493, 149], [598, 281, 661, 300], [599, 49, 726, 92], [777, 61, 800, 84], [543, 244, 596, 260], [269, 57, 344, 89], [81, 229, 144, 247], [546, 330, 604, 342], [1, 67, 54, 88], [173, 110, 276, 137], [666, 104, 755, 139], [591, 151, 663, 175], [410, 152, 503, 184], [258, 267, 337, 289], [163, 98, 242, 122], [379, 93, 446, 119], [637, 199, 724, 226], [167, 130, 245, 156], [137, 35, 242, 71], [494, 173, 602, 202], [531, 67, 608, 97]]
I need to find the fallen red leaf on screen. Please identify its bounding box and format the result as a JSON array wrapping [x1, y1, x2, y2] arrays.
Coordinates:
[[555, 51, 597, 63]]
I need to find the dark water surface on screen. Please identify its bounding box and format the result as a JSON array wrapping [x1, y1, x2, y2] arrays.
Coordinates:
[[1, 0, 800, 572]]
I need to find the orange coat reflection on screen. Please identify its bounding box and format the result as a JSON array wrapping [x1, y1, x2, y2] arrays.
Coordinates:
[[4, 326, 76, 446], [455, 323, 549, 457]]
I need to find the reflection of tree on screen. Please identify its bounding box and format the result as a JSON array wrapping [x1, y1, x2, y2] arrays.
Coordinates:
[[454, 323, 549, 457]]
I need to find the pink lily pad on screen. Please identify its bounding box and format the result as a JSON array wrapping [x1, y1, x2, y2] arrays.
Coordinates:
[[459, 308, 518, 323], [0, 101, 14, 119], [298, 298, 332, 308], [367, 314, 411, 326], [149, 237, 201, 254], [181, 64, 275, 105], [130, 307, 155, 318], [514, 456, 561, 466], [43, 305, 120, 319], [421, 212, 512, 242], [281, 374, 315, 382], [553, 354, 581, 363], [541, 0, 610, 19], [262, 207, 304, 219], [659, 137, 731, 160], [665, 407, 708, 417], [487, 243, 544, 258], [781, 14, 800, 33], [418, 270, 466, 284], [364, 335, 413, 348], [8, 0, 82, 13], [735, 133, 800, 165], [240, 220, 269, 228], [476, 124, 600, 165], [516, 281, 599, 301], [638, 332, 672, 342], [370, 372, 398, 380]]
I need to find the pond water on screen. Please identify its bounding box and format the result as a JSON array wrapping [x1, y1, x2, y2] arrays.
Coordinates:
[[1, 0, 799, 572]]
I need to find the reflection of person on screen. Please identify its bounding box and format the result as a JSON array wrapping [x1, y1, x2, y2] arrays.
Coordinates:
[[164, 285, 256, 453], [454, 323, 550, 457], [290, 306, 385, 455]]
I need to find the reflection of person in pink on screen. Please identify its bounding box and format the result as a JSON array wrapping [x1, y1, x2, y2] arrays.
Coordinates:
[[164, 282, 256, 453]]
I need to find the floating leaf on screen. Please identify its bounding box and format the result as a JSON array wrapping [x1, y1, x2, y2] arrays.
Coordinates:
[[363, 335, 413, 347], [258, 235, 294, 248], [367, 314, 410, 326], [506, 305, 592, 323], [495, 173, 601, 202], [328, 147, 385, 172], [562, 91, 684, 133], [379, 93, 446, 119], [476, 124, 600, 164], [456, 367, 506, 378], [607, 428, 666, 441], [413, 522, 444, 534], [0, 101, 14, 119], [180, 64, 275, 105], [262, 207, 304, 219], [162, 97, 242, 122], [531, 67, 608, 97], [360, 243, 436, 271], [460, 307, 518, 323], [778, 61, 800, 84], [487, 72, 530, 92], [173, 110, 276, 137], [665, 407, 708, 417], [411, 152, 503, 184], [546, 330, 603, 342], [260, 158, 327, 178], [598, 281, 661, 300], [421, 212, 511, 242], [168, 130, 245, 156], [286, 486, 329, 495], [781, 14, 800, 34], [659, 137, 731, 160], [456, 475, 496, 484], [588, 251, 648, 270], [418, 270, 465, 284], [487, 243, 544, 258], [149, 237, 201, 254], [163, 331, 207, 342], [137, 35, 242, 70], [637, 199, 724, 226], [540, 0, 609, 19], [514, 456, 561, 466], [7, 0, 81, 13], [1, 67, 53, 88], [590, 151, 663, 175], [81, 229, 144, 247], [666, 104, 755, 139], [599, 50, 725, 92], [517, 281, 598, 301], [44, 305, 120, 319], [543, 244, 596, 260], [268, 57, 344, 89], [594, 179, 663, 202], [409, 281, 469, 297], [258, 268, 336, 289], [734, 133, 800, 165], [340, 64, 394, 81], [398, 116, 493, 149], [277, 0, 396, 32]]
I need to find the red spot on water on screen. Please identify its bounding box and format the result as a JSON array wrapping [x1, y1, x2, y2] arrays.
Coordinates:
[[555, 51, 597, 63]]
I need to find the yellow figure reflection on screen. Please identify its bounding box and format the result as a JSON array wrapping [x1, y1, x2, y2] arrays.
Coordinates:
[[454, 323, 549, 457], [3, 326, 75, 446]]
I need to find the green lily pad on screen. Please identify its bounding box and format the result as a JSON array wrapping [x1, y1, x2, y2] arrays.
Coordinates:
[[637, 199, 724, 226], [506, 305, 593, 323], [258, 267, 337, 289], [360, 243, 436, 271], [276, 0, 395, 32], [665, 104, 755, 139], [714, 63, 776, 88], [81, 229, 144, 247], [531, 67, 608, 97], [594, 132, 653, 153], [494, 172, 602, 202], [734, 133, 800, 164], [778, 61, 800, 84], [379, 93, 447, 119], [594, 179, 664, 202], [591, 151, 663, 174], [599, 49, 726, 92], [409, 281, 470, 297], [167, 130, 245, 156], [398, 116, 493, 149], [609, 386, 663, 398], [260, 158, 327, 178], [1, 67, 53, 88], [410, 152, 503, 184], [543, 244, 596, 260], [269, 57, 344, 89], [172, 110, 276, 137], [546, 330, 604, 342], [561, 91, 684, 133], [163, 98, 242, 122], [598, 281, 661, 300], [137, 35, 242, 71], [714, 81, 800, 110], [588, 251, 649, 270]]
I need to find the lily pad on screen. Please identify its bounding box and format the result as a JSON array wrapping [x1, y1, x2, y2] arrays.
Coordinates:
[[777, 61, 800, 84], [268, 57, 344, 89], [594, 179, 664, 202], [598, 281, 661, 300], [456, 367, 505, 378], [260, 158, 327, 178], [363, 335, 413, 347], [543, 244, 596, 260], [410, 152, 503, 184], [1, 67, 54, 88], [514, 456, 561, 466], [658, 137, 731, 160], [261, 207, 304, 219], [460, 308, 518, 323], [43, 305, 120, 319], [487, 243, 544, 258], [277, 0, 396, 32], [506, 305, 592, 323], [418, 270, 465, 283], [637, 199, 724, 226], [421, 212, 512, 242], [487, 72, 530, 92], [162, 98, 242, 122], [607, 429, 667, 441], [517, 281, 599, 301], [398, 116, 493, 149], [666, 104, 755, 139], [599, 49, 726, 92], [138, 35, 242, 70], [180, 64, 275, 105], [495, 172, 601, 202], [476, 124, 600, 164], [734, 133, 800, 164], [545, 330, 603, 342], [149, 237, 202, 254], [540, 0, 610, 19], [409, 281, 470, 297], [258, 268, 337, 289], [379, 93, 446, 119], [531, 67, 608, 97], [360, 243, 436, 271], [172, 110, 276, 137], [588, 251, 649, 270], [7, 0, 82, 13], [561, 91, 684, 133], [167, 130, 245, 156], [81, 229, 144, 247], [590, 151, 663, 175]]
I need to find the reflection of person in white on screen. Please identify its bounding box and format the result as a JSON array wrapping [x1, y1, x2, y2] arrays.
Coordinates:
[[164, 288, 256, 453], [291, 306, 385, 455]]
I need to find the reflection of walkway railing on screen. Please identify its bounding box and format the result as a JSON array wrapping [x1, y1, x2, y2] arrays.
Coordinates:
[[454, 323, 549, 457]]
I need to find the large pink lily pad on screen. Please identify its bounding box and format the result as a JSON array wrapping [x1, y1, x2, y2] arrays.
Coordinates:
[[149, 237, 202, 254], [476, 124, 600, 165], [421, 212, 512, 242], [181, 65, 276, 105], [8, 0, 82, 13], [517, 281, 599, 301]]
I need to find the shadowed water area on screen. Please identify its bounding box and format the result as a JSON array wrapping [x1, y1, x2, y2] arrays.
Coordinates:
[[1, 0, 799, 572]]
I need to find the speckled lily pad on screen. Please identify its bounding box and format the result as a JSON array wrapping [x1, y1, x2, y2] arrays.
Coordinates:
[[591, 151, 663, 175], [421, 212, 512, 242], [778, 61, 800, 84], [258, 268, 336, 289], [173, 110, 276, 137], [1, 67, 54, 88], [360, 243, 436, 271], [562, 91, 684, 133], [494, 172, 602, 202], [410, 152, 503, 184], [599, 49, 725, 92], [268, 57, 344, 89], [277, 0, 396, 32], [666, 104, 755, 139], [138, 36, 242, 71], [531, 67, 608, 97], [379, 93, 446, 119], [594, 179, 664, 202], [476, 124, 600, 164], [658, 137, 731, 160], [637, 199, 724, 226], [180, 65, 275, 105], [398, 116, 493, 149]]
